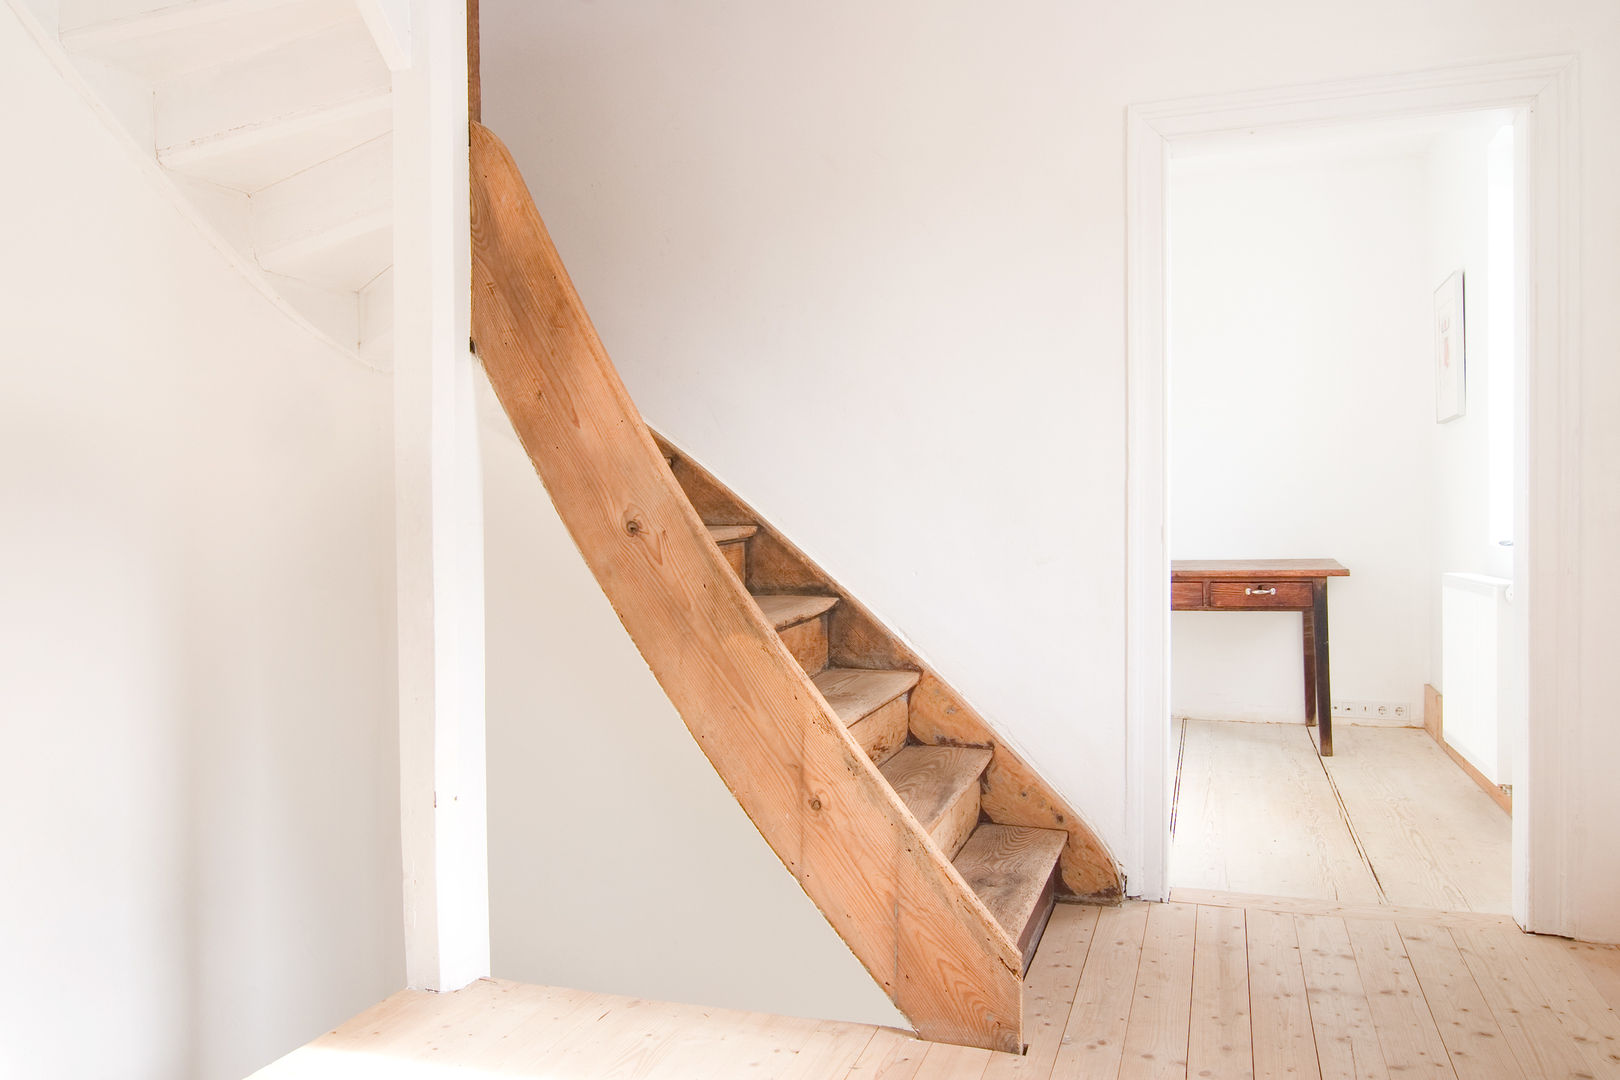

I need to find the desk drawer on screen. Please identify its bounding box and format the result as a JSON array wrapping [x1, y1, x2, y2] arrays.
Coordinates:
[[1171, 581, 1206, 609], [1209, 581, 1313, 609]]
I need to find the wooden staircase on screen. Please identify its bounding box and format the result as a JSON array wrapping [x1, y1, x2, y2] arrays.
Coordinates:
[[677, 453, 1095, 979], [470, 120, 1119, 1054]]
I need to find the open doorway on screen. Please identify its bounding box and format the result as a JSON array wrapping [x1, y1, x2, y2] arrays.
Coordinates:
[[1162, 112, 1523, 913], [1123, 59, 1579, 928]]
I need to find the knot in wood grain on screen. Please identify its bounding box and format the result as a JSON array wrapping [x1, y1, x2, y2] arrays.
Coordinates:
[[621, 506, 647, 538], [808, 797, 823, 812]]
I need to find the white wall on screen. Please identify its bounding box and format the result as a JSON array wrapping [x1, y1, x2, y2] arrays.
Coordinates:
[[0, 6, 403, 1077], [482, 0, 1620, 939], [479, 399, 904, 1028], [1425, 119, 1517, 675], [1422, 116, 1523, 789], [1167, 146, 1435, 723]]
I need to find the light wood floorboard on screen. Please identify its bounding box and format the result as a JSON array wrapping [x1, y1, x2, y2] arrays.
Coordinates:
[[1187, 903, 1254, 1080], [251, 896, 1620, 1080], [1172, 720, 1381, 903], [1171, 720, 1510, 913], [1321, 727, 1511, 913]]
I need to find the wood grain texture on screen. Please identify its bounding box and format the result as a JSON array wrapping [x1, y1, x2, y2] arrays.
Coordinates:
[[1246, 909, 1322, 1080], [816, 668, 919, 766], [1171, 721, 1512, 916], [469, 122, 1020, 1052], [1187, 903, 1254, 1080], [851, 697, 912, 766], [1419, 686, 1513, 815], [1051, 903, 1151, 1079], [1171, 890, 1515, 931], [914, 1041, 994, 1080], [816, 668, 921, 723], [1172, 559, 1350, 579], [954, 826, 1067, 967], [778, 616, 831, 675], [932, 781, 989, 863], [759, 594, 836, 672], [1451, 925, 1612, 1078], [1294, 914, 1390, 1080], [1322, 727, 1510, 914], [1423, 683, 1443, 743], [720, 539, 747, 581], [1208, 580, 1315, 609], [708, 522, 754, 580], [1119, 902, 1197, 1080], [1341, 919, 1455, 1080], [1396, 924, 1525, 1080], [780, 1020, 888, 1080], [881, 747, 993, 858], [982, 903, 1099, 1079], [1565, 940, 1620, 1014], [656, 437, 1120, 901], [708, 524, 759, 544], [756, 593, 840, 629], [846, 1028, 930, 1080], [257, 907, 1620, 1080], [1172, 581, 1206, 607], [1170, 720, 1381, 904]]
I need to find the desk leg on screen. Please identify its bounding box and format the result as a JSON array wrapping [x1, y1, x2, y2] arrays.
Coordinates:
[[1313, 578, 1333, 757], [1302, 609, 1318, 727]]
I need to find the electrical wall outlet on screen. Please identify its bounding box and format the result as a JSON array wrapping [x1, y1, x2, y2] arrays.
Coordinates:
[[1331, 700, 1416, 725]]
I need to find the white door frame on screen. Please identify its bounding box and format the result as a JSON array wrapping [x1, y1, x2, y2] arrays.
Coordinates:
[[1123, 56, 1580, 933]]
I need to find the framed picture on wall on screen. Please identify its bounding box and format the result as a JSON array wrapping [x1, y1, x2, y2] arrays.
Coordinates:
[[1435, 270, 1466, 422]]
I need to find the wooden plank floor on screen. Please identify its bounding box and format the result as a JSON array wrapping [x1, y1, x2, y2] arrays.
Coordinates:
[[250, 899, 1620, 1080], [1170, 720, 1511, 913]]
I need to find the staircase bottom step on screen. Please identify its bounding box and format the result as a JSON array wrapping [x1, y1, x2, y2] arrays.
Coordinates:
[[953, 823, 1066, 974]]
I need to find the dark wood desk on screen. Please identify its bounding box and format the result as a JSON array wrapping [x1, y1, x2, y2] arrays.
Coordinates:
[[1171, 559, 1350, 756]]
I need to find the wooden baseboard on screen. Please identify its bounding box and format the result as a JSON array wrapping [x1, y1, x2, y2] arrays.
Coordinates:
[[1423, 683, 1443, 742], [1422, 684, 1512, 816]]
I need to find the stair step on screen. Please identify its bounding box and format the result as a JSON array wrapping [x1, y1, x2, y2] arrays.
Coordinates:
[[708, 523, 756, 582], [881, 746, 992, 858], [155, 15, 390, 191], [753, 593, 837, 631], [753, 593, 837, 676], [707, 524, 758, 544], [59, 0, 348, 82], [253, 132, 391, 290], [812, 667, 917, 766], [953, 824, 1067, 973]]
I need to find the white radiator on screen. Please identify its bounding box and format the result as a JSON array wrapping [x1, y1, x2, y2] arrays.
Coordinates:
[[1441, 572, 1516, 787]]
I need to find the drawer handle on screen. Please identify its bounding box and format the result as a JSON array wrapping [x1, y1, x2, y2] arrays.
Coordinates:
[[1245, 586, 1277, 596]]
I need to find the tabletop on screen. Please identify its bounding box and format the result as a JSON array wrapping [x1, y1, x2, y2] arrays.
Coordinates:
[[1171, 559, 1350, 580]]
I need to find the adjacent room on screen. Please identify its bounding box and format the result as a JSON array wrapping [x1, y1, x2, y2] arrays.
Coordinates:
[[1166, 111, 1523, 913]]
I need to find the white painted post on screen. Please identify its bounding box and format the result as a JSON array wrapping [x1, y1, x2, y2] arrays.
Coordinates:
[[392, 0, 488, 991]]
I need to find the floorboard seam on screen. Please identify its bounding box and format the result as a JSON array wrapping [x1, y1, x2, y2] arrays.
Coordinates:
[[1309, 726, 1389, 905], [1170, 717, 1188, 839]]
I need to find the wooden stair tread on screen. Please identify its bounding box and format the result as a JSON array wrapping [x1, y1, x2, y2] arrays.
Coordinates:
[[707, 524, 758, 544], [753, 593, 838, 630], [953, 824, 1067, 938], [880, 746, 992, 833], [812, 667, 920, 725]]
